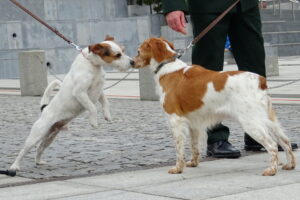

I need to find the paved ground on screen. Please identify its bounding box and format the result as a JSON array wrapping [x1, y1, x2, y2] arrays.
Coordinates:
[[1, 151, 300, 200]]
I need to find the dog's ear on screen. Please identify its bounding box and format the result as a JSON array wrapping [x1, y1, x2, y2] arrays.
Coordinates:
[[88, 43, 109, 56], [160, 37, 175, 50], [105, 35, 114, 41], [148, 38, 175, 63]]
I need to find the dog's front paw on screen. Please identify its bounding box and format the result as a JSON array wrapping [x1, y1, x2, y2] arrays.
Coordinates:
[[168, 167, 183, 174], [262, 167, 277, 176], [89, 117, 98, 128], [104, 112, 112, 121], [186, 161, 198, 167]]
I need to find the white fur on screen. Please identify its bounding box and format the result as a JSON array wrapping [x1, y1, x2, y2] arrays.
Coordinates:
[[10, 42, 133, 171]]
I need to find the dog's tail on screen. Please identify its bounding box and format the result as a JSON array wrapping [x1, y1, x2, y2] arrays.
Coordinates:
[[267, 97, 277, 122], [40, 79, 62, 112]]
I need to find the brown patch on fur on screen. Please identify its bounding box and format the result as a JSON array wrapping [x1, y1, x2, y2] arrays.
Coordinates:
[[160, 37, 175, 50], [148, 38, 175, 63], [133, 38, 176, 68], [259, 76, 268, 90], [213, 71, 242, 91], [50, 121, 66, 132], [88, 43, 120, 63], [159, 65, 244, 116]]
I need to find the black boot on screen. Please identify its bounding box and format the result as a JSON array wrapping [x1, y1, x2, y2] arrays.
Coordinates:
[[244, 133, 298, 151], [207, 140, 241, 158]]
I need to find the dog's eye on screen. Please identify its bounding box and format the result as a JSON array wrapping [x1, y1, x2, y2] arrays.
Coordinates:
[[115, 53, 121, 58]]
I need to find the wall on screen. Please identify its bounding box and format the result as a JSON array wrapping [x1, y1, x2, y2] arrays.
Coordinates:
[[0, 0, 157, 78]]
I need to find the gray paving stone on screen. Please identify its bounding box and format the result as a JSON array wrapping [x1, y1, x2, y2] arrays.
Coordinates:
[[0, 181, 106, 200], [54, 190, 176, 200]]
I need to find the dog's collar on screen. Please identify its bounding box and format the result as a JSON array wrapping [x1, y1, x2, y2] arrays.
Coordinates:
[[81, 50, 90, 61], [154, 50, 184, 74], [154, 57, 177, 74]]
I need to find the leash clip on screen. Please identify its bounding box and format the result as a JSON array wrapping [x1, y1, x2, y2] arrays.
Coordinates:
[[175, 41, 194, 59], [70, 42, 82, 51]]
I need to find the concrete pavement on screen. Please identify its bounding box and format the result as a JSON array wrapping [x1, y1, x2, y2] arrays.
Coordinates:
[[0, 151, 300, 200]]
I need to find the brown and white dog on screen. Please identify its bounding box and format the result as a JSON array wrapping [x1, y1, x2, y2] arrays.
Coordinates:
[[10, 36, 134, 171], [133, 37, 296, 176]]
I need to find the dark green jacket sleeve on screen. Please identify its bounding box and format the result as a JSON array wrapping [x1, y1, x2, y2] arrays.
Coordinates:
[[162, 0, 188, 15], [163, 0, 259, 14]]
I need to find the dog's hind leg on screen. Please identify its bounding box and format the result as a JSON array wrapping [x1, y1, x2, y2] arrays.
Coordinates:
[[267, 102, 296, 170], [10, 119, 51, 171], [35, 130, 59, 165], [168, 115, 188, 174], [239, 120, 279, 176], [269, 121, 296, 171]]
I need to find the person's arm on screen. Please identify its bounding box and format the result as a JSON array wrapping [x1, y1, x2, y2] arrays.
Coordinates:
[[162, 0, 188, 35]]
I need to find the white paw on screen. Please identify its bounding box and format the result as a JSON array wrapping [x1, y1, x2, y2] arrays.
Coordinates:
[[104, 114, 112, 121], [9, 164, 20, 171], [89, 117, 98, 128], [36, 160, 48, 165]]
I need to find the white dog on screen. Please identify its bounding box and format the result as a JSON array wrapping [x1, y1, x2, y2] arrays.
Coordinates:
[[10, 36, 134, 171]]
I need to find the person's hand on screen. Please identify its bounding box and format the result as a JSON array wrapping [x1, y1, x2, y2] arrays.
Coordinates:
[[165, 11, 187, 35]]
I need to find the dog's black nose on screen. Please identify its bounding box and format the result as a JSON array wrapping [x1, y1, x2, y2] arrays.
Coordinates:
[[130, 60, 135, 66]]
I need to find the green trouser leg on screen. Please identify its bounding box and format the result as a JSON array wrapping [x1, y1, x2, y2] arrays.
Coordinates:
[[190, 6, 265, 144]]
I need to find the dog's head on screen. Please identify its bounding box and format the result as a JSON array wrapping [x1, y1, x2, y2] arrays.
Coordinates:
[[88, 36, 134, 71], [133, 37, 176, 70]]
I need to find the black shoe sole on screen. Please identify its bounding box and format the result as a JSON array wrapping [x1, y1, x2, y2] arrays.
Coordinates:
[[244, 145, 262, 152], [207, 151, 241, 158], [245, 143, 298, 152]]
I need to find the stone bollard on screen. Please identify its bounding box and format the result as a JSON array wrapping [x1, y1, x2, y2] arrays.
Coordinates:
[[264, 45, 279, 77], [18, 50, 48, 96], [139, 67, 159, 101]]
